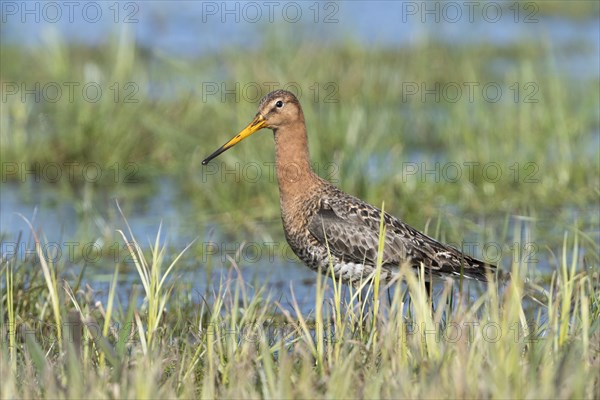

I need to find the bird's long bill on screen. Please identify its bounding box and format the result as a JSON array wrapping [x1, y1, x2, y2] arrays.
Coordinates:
[[201, 114, 267, 165]]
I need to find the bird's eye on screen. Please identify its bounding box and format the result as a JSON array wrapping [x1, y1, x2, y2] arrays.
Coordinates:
[[275, 100, 284, 108]]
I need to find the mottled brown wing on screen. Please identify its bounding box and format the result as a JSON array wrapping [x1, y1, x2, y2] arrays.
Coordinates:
[[308, 193, 496, 280], [307, 204, 407, 268]]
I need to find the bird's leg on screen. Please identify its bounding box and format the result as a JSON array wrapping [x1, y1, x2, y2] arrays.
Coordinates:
[[424, 281, 432, 298], [424, 281, 435, 314], [426, 268, 436, 312]]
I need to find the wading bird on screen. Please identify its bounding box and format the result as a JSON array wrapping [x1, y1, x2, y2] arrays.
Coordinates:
[[202, 90, 496, 289]]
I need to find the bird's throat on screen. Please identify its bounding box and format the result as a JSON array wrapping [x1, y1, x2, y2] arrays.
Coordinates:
[[273, 123, 320, 204]]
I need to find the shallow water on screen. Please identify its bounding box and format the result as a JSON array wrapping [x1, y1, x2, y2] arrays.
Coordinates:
[[1, 2, 598, 313], [2, 175, 594, 315]]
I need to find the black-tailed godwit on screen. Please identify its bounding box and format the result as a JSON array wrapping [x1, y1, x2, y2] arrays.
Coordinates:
[[202, 90, 496, 286]]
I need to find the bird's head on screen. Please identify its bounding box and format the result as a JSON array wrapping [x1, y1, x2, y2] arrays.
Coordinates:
[[202, 90, 303, 165]]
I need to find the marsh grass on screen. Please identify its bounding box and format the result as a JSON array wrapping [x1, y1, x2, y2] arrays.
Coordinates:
[[1, 216, 598, 399], [2, 28, 598, 224], [1, 7, 599, 398]]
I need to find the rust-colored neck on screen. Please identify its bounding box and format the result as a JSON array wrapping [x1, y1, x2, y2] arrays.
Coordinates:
[[273, 118, 320, 205]]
